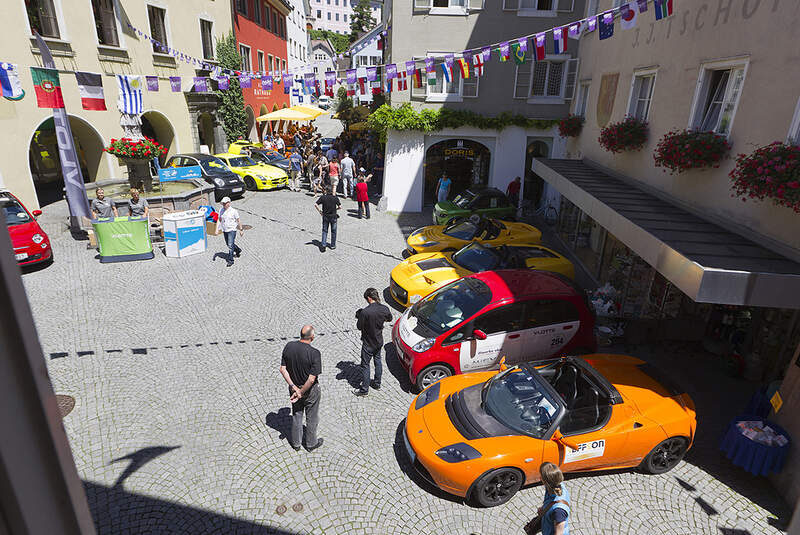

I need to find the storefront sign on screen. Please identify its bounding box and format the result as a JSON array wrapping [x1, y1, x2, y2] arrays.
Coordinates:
[[158, 166, 203, 182], [443, 148, 475, 157]]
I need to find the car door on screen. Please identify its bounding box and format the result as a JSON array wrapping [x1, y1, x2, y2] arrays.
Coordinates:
[[457, 302, 526, 372], [514, 300, 581, 363]]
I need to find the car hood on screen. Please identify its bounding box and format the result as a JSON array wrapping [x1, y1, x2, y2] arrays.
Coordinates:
[[407, 226, 447, 245], [435, 201, 460, 213], [7, 220, 45, 244], [505, 222, 543, 244]]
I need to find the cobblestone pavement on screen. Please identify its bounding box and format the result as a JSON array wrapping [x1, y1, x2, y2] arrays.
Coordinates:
[[23, 191, 790, 535]]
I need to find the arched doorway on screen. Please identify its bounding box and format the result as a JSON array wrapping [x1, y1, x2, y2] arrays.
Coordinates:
[[244, 106, 256, 143], [424, 139, 491, 205], [257, 104, 268, 141], [197, 113, 216, 154], [28, 115, 106, 207], [524, 139, 551, 209], [141, 110, 176, 164]]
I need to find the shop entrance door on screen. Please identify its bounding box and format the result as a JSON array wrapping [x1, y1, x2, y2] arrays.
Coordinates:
[[424, 139, 491, 205]]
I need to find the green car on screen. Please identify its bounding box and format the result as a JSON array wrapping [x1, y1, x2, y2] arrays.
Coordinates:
[[433, 187, 516, 225]]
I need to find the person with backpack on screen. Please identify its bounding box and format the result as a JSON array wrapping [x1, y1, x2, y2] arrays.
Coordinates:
[[525, 462, 571, 535]]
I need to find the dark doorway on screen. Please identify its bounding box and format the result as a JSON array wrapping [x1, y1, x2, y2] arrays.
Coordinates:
[[424, 139, 491, 205], [524, 140, 550, 209]]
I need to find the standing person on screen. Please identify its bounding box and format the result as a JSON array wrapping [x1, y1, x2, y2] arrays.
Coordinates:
[[355, 170, 373, 219], [315, 186, 340, 252], [279, 325, 323, 452], [127, 189, 149, 218], [217, 196, 243, 267], [325, 144, 338, 163], [275, 134, 285, 152], [507, 176, 522, 209], [289, 150, 303, 192], [91, 188, 118, 219], [293, 130, 303, 149], [533, 463, 571, 535], [353, 288, 393, 396], [372, 151, 384, 194], [436, 172, 452, 204], [316, 151, 329, 194], [340, 151, 356, 199], [304, 149, 316, 192], [328, 156, 340, 197]]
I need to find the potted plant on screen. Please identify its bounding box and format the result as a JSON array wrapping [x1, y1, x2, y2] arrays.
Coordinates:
[[104, 137, 167, 191], [558, 114, 584, 138], [729, 141, 800, 213], [653, 129, 731, 174], [598, 116, 648, 153]]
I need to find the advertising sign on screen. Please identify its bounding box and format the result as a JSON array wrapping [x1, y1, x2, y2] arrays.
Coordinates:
[[158, 166, 203, 182]]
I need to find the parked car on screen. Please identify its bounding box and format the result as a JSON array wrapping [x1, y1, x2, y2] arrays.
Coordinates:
[[392, 269, 596, 391], [317, 96, 331, 109], [406, 216, 541, 255], [214, 152, 288, 191], [320, 137, 335, 153], [390, 241, 574, 307], [163, 153, 245, 202], [227, 141, 292, 173], [404, 354, 696, 506], [434, 187, 516, 225], [1, 190, 52, 266]]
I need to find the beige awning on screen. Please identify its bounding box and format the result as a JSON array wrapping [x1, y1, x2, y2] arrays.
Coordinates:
[[290, 104, 328, 118]]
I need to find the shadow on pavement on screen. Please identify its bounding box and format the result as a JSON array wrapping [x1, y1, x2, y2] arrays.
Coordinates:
[[335, 360, 363, 389], [384, 342, 415, 394], [110, 446, 181, 488], [265, 407, 293, 442]]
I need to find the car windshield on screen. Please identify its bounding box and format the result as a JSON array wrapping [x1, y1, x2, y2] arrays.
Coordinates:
[[199, 157, 229, 174], [228, 156, 257, 167], [443, 220, 478, 241], [411, 278, 491, 335], [451, 243, 501, 272], [483, 367, 561, 438], [1, 197, 31, 226], [453, 190, 477, 208]]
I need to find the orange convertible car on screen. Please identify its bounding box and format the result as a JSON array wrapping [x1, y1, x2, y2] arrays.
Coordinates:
[[403, 354, 696, 507]]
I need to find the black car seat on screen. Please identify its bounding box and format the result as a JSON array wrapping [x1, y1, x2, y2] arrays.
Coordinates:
[[570, 387, 600, 429], [553, 364, 578, 407]]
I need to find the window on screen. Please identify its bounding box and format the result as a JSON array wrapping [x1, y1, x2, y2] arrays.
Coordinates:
[[281, 59, 286, 72], [315, 53, 326, 61], [268, 55, 274, 72], [474, 304, 525, 335], [788, 97, 800, 145], [335, 0, 339, 4], [327, 11, 331, 19], [27, 0, 61, 38], [200, 19, 214, 60], [502, 0, 573, 13], [344, 13, 348, 21], [432, 0, 465, 7], [524, 300, 579, 329], [690, 62, 747, 136], [317, 9, 321, 17], [236, 0, 248, 16], [257, 51, 265, 71], [92, 0, 119, 46], [463, 69, 479, 98], [514, 57, 579, 102], [370, 56, 380, 66], [585, 0, 597, 15], [239, 44, 251, 70], [264, 6, 272, 29], [327, 0, 330, 3], [253, 0, 261, 23], [627, 71, 656, 121], [272, 10, 278, 31], [575, 81, 590, 117], [335, 13, 339, 20], [147, 5, 168, 51], [426, 54, 463, 102]]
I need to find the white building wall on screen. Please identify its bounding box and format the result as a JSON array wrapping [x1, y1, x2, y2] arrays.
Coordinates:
[[384, 130, 425, 213]]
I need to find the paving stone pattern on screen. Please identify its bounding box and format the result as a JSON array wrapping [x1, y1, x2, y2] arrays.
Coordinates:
[[24, 191, 789, 535]]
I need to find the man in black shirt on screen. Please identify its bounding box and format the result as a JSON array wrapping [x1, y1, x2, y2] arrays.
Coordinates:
[[353, 288, 393, 396], [315, 186, 341, 252], [279, 325, 323, 451]]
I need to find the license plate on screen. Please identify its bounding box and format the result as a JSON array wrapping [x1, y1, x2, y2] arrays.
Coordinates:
[[403, 429, 416, 463], [232, 188, 243, 193], [15, 253, 28, 261]]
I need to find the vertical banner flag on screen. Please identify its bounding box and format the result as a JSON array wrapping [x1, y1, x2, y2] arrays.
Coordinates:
[[358, 77, 367, 96], [553, 26, 567, 54], [568, 21, 585, 40], [371, 70, 381, 95], [367, 66, 377, 82], [463, 50, 473, 68], [587, 15, 598, 32], [599, 11, 615, 40], [273, 72, 282, 85], [405, 61, 416, 78], [511, 39, 526, 65], [145, 75, 159, 91], [325, 70, 336, 96], [620, 3, 638, 29], [0, 62, 23, 99], [425, 57, 435, 73], [456, 58, 469, 79], [654, 0, 673, 19], [384, 76, 392, 94], [534, 33, 546, 61], [30, 67, 64, 108], [386, 63, 397, 80], [304, 72, 315, 90], [413, 69, 422, 88], [440, 63, 452, 84], [170, 76, 182, 92], [75, 72, 106, 110], [240, 74, 252, 88], [116, 75, 143, 114], [398, 71, 408, 90], [193, 77, 208, 92], [32, 33, 89, 218], [444, 54, 455, 78], [218, 76, 229, 91], [473, 54, 484, 77], [499, 41, 510, 62], [346, 69, 357, 85], [637, 0, 648, 12], [263, 76, 273, 91], [481, 47, 491, 63], [284, 80, 291, 94]]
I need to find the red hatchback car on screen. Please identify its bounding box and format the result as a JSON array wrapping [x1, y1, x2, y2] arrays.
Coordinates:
[[1, 190, 52, 266], [392, 270, 596, 391]]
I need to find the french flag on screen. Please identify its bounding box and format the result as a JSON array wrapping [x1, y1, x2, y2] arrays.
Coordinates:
[[553, 26, 567, 54]]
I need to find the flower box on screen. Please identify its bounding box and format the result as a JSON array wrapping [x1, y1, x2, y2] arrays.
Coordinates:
[[653, 129, 730, 174], [730, 142, 800, 213], [598, 117, 648, 153], [558, 115, 584, 138]]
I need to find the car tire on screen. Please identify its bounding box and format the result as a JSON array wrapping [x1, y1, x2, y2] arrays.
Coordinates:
[[244, 176, 257, 191], [415, 364, 452, 392], [470, 468, 524, 508], [640, 436, 688, 475]]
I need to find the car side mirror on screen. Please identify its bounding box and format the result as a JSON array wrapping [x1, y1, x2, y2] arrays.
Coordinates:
[[552, 430, 580, 452], [32, 210, 42, 217], [473, 329, 487, 341]]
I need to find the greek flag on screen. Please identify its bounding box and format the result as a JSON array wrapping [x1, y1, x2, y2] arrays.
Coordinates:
[[116, 75, 143, 114]]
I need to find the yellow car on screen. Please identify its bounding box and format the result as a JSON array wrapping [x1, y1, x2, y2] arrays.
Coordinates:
[[406, 216, 541, 256], [390, 242, 574, 307], [214, 152, 288, 191]]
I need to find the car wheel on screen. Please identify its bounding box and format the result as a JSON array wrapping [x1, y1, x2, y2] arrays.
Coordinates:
[[244, 176, 257, 191], [415, 364, 452, 391], [471, 468, 524, 508], [641, 437, 688, 474]]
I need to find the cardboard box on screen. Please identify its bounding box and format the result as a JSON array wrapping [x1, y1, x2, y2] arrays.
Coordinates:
[[206, 220, 219, 236]]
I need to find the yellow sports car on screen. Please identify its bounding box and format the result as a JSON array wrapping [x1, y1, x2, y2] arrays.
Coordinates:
[[406, 217, 541, 256], [214, 152, 288, 191], [390, 242, 574, 307]]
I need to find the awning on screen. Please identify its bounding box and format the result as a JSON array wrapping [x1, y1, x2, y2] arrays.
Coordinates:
[[534, 159, 800, 309], [290, 104, 328, 118], [256, 109, 316, 122]]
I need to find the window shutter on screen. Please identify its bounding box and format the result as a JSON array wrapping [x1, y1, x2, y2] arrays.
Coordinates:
[[564, 58, 580, 101], [468, 0, 485, 10], [556, 0, 575, 11], [414, 0, 432, 9], [514, 60, 531, 99], [503, 0, 519, 10]]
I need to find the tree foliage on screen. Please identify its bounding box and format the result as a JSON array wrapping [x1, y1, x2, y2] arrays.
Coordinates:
[[349, 0, 376, 43], [309, 29, 349, 53], [215, 31, 248, 143]]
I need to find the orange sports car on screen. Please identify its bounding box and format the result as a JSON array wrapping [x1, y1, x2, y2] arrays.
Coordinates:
[[403, 354, 696, 507]]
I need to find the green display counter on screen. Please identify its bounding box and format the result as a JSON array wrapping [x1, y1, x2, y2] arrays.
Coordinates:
[[92, 216, 154, 263]]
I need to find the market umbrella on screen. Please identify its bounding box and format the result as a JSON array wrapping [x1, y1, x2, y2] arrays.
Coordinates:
[[256, 108, 316, 122], [290, 104, 328, 118]]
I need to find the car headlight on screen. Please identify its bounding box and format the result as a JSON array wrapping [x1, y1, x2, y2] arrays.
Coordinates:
[[412, 338, 436, 353], [31, 233, 44, 244], [214, 178, 225, 187], [418, 241, 439, 248], [414, 381, 441, 410], [409, 294, 422, 304], [435, 442, 481, 463]]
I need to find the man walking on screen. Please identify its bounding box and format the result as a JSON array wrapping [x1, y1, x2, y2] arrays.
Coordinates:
[[340, 151, 356, 199], [279, 325, 323, 452], [218, 196, 243, 267], [289, 150, 303, 191], [353, 288, 393, 396], [315, 186, 340, 252]]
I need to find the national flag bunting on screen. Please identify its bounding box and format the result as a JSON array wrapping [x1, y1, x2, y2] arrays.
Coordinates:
[[0, 62, 24, 99], [636, 0, 648, 12], [654, 0, 673, 19], [30, 67, 64, 108], [620, 2, 638, 30], [384, 77, 392, 94], [568, 21, 585, 40], [599, 11, 615, 40], [398, 71, 408, 91], [358, 77, 367, 95], [371, 71, 381, 95], [116, 75, 142, 114], [444, 54, 455, 79], [534, 34, 546, 61], [75, 72, 106, 110], [499, 41, 510, 62], [456, 58, 469, 79], [427, 68, 437, 86], [441, 63, 452, 84], [473, 55, 484, 77], [553, 27, 567, 54], [425, 57, 435, 74], [413, 69, 423, 88]]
